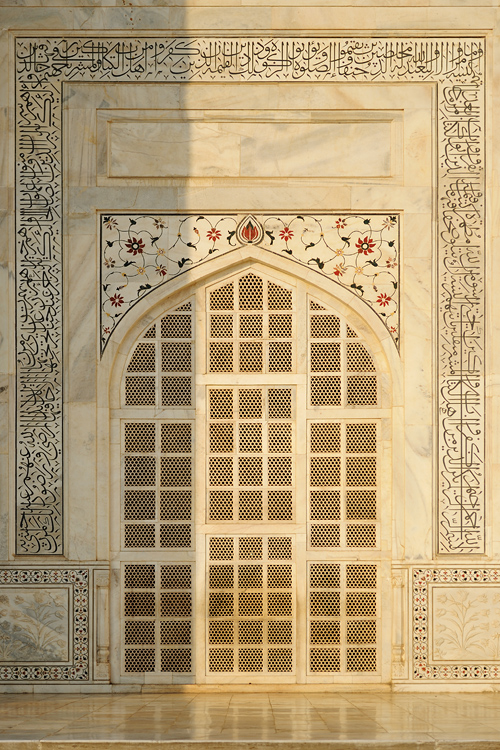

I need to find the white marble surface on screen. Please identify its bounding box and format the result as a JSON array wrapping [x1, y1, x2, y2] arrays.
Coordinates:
[[107, 119, 394, 179], [2, 691, 500, 743], [0, 3, 498, 689]]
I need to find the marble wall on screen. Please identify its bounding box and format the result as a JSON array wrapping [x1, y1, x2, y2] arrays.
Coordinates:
[[0, 0, 499, 690]]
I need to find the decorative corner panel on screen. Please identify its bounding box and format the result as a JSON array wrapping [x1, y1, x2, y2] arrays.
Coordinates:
[[100, 212, 400, 353], [413, 568, 500, 679], [0, 568, 89, 680], [15, 37, 485, 554]]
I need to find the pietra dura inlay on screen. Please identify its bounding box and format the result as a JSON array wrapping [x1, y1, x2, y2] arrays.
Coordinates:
[[100, 212, 400, 353], [15, 37, 484, 558], [413, 568, 500, 680]]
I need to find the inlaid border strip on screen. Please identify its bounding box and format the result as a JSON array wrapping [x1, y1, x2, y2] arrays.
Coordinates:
[[0, 568, 89, 680], [413, 568, 500, 679], [15, 37, 485, 554]]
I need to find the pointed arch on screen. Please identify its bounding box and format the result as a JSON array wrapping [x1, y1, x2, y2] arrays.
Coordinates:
[[102, 255, 396, 686]]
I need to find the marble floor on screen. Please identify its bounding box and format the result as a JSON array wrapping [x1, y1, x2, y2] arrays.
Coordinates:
[[0, 692, 500, 747]]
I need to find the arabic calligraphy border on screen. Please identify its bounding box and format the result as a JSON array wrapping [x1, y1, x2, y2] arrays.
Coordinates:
[[14, 36, 485, 557]]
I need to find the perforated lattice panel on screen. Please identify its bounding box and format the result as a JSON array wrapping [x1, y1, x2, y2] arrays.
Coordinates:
[[308, 421, 378, 550], [308, 562, 378, 674], [208, 387, 295, 523], [124, 299, 194, 408], [308, 301, 377, 407], [122, 420, 193, 549], [127, 343, 156, 373], [207, 535, 294, 675], [123, 563, 193, 675], [117, 276, 384, 684], [207, 273, 295, 374]]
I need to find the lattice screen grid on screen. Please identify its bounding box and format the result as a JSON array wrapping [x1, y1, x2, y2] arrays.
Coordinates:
[[122, 420, 193, 549], [308, 300, 378, 407], [207, 535, 295, 674], [208, 273, 295, 374], [118, 277, 384, 683], [123, 562, 193, 674], [124, 301, 194, 408], [308, 561, 378, 674], [308, 420, 378, 550], [208, 386, 295, 523]]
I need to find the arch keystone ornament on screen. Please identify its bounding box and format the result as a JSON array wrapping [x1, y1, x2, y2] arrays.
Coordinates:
[[236, 215, 265, 245]]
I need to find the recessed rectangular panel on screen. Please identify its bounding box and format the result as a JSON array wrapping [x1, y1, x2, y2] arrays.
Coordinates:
[[106, 116, 395, 179], [109, 122, 241, 177], [0, 587, 70, 663]]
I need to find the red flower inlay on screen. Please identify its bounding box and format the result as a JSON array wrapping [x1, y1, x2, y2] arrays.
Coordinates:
[[279, 227, 294, 241], [356, 236, 376, 255], [104, 217, 118, 230], [125, 237, 145, 255], [241, 221, 259, 243], [156, 266, 168, 277], [103, 327, 111, 334], [333, 264, 345, 277], [336, 218, 346, 229], [377, 293, 392, 307], [207, 228, 221, 242], [109, 294, 124, 308]]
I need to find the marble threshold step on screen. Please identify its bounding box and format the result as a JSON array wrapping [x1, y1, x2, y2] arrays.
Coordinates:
[[1, 693, 500, 749], [1, 741, 500, 750]]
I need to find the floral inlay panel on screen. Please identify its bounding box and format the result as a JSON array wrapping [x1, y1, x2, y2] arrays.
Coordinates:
[[15, 37, 484, 554], [413, 569, 500, 679], [0, 569, 88, 681], [101, 213, 400, 353]]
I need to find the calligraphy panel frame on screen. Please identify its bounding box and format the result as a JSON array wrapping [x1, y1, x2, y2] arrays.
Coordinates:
[[14, 36, 485, 555]]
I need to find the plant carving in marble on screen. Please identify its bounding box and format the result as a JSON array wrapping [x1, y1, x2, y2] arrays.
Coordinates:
[[434, 591, 488, 658], [434, 590, 500, 660], [0, 590, 68, 662], [101, 213, 399, 353]]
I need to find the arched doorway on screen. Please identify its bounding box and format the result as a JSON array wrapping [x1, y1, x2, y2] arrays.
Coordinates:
[[112, 261, 391, 686]]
